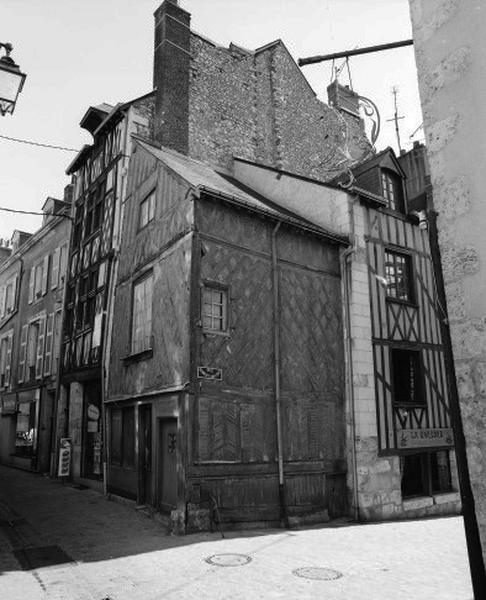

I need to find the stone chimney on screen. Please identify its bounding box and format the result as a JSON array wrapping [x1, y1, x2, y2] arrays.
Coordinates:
[[153, 0, 191, 154], [327, 81, 361, 118], [11, 230, 32, 253], [0, 240, 11, 265]]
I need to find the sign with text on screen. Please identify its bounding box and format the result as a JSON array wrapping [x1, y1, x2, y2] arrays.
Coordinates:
[[1, 394, 17, 415], [398, 428, 454, 449], [197, 366, 223, 381], [58, 438, 72, 477]]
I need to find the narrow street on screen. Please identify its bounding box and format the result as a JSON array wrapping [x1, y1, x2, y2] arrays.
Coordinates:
[[0, 465, 473, 600]]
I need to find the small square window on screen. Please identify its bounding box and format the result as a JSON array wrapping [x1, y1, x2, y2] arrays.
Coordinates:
[[138, 190, 156, 230], [385, 250, 413, 303], [202, 285, 228, 332]]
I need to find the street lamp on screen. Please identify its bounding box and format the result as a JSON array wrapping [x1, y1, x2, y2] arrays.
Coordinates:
[[0, 43, 26, 116]]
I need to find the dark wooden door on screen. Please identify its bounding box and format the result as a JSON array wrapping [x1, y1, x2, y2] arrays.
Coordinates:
[[158, 418, 178, 512], [139, 405, 152, 505]]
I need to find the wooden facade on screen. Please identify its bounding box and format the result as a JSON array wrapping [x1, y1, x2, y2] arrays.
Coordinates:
[[366, 207, 452, 454], [106, 141, 348, 527], [57, 94, 154, 483]]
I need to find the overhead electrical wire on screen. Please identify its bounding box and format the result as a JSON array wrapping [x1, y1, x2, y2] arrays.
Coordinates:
[[0, 206, 46, 216], [0, 133, 79, 153]]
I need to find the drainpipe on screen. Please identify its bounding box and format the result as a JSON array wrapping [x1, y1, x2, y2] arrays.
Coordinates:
[[340, 197, 360, 521], [271, 221, 288, 528]]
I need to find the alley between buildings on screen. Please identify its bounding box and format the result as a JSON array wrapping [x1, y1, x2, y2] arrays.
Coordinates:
[[0, 465, 473, 600]]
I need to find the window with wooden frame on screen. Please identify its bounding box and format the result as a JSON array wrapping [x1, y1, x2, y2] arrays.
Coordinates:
[[110, 406, 135, 469], [391, 348, 425, 406], [385, 250, 414, 303], [381, 169, 405, 212], [131, 273, 153, 354], [401, 450, 452, 498], [202, 284, 228, 333], [138, 189, 156, 230]]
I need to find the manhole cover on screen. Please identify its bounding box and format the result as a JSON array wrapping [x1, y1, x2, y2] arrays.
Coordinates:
[[205, 553, 252, 567], [292, 567, 343, 581]]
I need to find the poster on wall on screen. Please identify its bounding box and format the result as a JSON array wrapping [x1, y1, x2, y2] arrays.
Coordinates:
[[58, 438, 72, 477]]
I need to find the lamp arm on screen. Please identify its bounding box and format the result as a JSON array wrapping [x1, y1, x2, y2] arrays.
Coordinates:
[[0, 43, 13, 56]]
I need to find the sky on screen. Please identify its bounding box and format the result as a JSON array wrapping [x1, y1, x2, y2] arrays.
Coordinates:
[[0, 0, 422, 240]]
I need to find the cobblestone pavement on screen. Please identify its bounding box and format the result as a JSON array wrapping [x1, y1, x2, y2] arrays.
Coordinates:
[[0, 465, 473, 600]]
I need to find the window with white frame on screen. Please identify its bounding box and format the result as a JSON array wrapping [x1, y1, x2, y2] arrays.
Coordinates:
[[26, 321, 40, 380], [0, 275, 17, 318], [381, 169, 405, 213], [385, 250, 413, 303], [0, 331, 13, 387], [202, 285, 228, 332], [29, 256, 49, 303], [138, 190, 156, 230], [131, 274, 153, 354]]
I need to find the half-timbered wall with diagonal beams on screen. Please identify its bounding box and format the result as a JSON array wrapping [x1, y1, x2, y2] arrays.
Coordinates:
[[365, 207, 452, 454]]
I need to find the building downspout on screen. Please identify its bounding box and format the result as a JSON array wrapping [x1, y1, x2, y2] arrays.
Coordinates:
[[341, 197, 359, 521], [271, 221, 288, 528]]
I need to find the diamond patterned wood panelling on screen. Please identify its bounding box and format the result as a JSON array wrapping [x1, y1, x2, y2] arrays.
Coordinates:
[[197, 395, 276, 463], [279, 266, 344, 395], [200, 242, 274, 390]]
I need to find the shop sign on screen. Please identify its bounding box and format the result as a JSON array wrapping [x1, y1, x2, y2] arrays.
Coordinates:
[[398, 428, 454, 449], [87, 404, 100, 421], [1, 394, 17, 415], [58, 438, 72, 477], [197, 366, 223, 381]]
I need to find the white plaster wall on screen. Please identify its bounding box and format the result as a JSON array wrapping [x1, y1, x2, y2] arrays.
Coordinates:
[[409, 0, 486, 557]]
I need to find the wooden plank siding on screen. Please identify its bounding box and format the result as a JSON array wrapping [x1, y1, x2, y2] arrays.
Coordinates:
[[365, 207, 451, 453], [108, 145, 194, 398], [191, 197, 347, 519]]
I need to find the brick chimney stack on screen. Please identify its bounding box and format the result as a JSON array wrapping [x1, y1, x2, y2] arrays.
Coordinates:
[[153, 0, 191, 154]]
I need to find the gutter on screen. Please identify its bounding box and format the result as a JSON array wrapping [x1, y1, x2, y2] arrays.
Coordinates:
[[340, 196, 360, 521], [271, 221, 288, 528]]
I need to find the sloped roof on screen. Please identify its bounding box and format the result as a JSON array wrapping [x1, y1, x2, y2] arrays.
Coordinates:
[[137, 141, 348, 244]]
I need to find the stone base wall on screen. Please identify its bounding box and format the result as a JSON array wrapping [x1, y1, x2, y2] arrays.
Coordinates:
[[356, 436, 461, 521]]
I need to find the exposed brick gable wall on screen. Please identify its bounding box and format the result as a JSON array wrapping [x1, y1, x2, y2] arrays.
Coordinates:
[[186, 35, 371, 182]]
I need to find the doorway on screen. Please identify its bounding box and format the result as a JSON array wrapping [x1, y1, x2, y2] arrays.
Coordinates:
[[158, 418, 178, 513], [139, 405, 152, 505]]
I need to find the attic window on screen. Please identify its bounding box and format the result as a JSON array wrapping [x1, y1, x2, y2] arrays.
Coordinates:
[[381, 169, 405, 212]]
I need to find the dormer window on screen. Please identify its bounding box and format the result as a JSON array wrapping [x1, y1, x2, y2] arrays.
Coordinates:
[[381, 169, 405, 213]]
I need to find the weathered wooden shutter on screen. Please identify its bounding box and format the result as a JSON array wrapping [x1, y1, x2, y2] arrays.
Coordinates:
[[18, 324, 28, 383], [4, 332, 13, 386], [51, 247, 60, 289], [11, 276, 18, 311], [43, 313, 54, 376], [35, 316, 46, 378], [0, 285, 5, 318], [59, 245, 68, 283], [42, 255, 49, 295], [28, 268, 35, 304]]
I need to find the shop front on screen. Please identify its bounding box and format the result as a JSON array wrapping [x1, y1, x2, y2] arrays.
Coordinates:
[[0, 388, 54, 472]]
